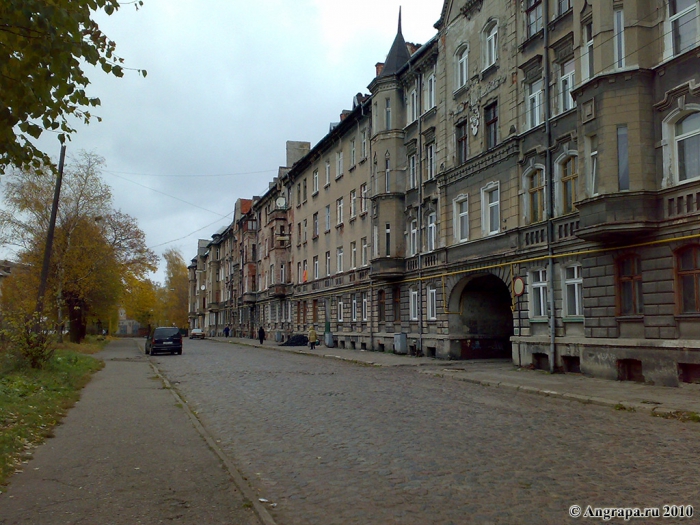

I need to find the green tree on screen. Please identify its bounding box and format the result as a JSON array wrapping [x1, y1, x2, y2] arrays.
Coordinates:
[[0, 0, 146, 171], [0, 151, 157, 346]]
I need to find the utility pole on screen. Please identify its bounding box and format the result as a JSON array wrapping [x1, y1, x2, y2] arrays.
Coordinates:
[[35, 144, 66, 323]]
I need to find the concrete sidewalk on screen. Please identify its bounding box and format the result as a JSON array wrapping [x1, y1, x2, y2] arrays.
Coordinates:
[[0, 339, 262, 525], [212, 336, 700, 418]]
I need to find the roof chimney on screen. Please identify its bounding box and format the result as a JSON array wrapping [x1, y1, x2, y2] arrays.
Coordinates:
[[375, 62, 385, 77]]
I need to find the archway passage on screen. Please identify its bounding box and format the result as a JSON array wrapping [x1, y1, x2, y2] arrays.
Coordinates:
[[457, 274, 513, 359]]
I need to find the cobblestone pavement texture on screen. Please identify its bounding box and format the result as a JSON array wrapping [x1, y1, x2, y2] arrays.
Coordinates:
[[153, 338, 700, 525], [0, 339, 259, 525]]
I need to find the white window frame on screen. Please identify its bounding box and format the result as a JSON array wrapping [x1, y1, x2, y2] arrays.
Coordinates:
[[336, 151, 344, 178], [531, 268, 548, 318], [613, 8, 625, 69], [582, 22, 594, 80], [427, 287, 437, 320], [426, 74, 436, 110], [326, 251, 331, 277], [426, 143, 436, 180], [457, 46, 469, 89], [313, 256, 319, 280], [587, 135, 599, 196], [361, 129, 367, 158], [325, 160, 331, 186], [338, 296, 344, 322], [350, 241, 357, 269], [675, 111, 700, 183], [409, 154, 417, 189], [409, 88, 418, 123], [667, 0, 698, 57], [409, 220, 418, 256], [360, 183, 368, 212], [526, 0, 543, 38], [481, 182, 500, 236], [454, 195, 469, 243], [484, 22, 498, 69], [336, 197, 344, 225], [350, 189, 357, 218], [410, 289, 419, 320], [362, 292, 368, 321], [527, 78, 544, 129], [350, 139, 356, 166], [280, 263, 285, 284], [427, 212, 437, 251], [559, 60, 575, 113], [336, 246, 344, 274], [361, 238, 368, 266], [312, 169, 319, 194], [325, 205, 331, 231], [385, 157, 391, 193], [564, 264, 583, 317], [352, 294, 358, 321], [385, 97, 391, 130]]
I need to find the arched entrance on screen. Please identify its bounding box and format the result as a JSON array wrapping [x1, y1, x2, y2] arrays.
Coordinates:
[[448, 273, 513, 359]]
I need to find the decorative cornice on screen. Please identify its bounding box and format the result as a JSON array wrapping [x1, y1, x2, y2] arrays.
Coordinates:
[[654, 79, 700, 111], [439, 140, 519, 188], [460, 0, 484, 20]]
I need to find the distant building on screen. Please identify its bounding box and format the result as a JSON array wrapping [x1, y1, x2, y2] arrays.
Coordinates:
[[190, 1, 700, 386], [117, 307, 140, 336]]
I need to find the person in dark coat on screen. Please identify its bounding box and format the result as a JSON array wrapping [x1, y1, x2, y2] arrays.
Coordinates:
[[223, 325, 230, 338], [258, 326, 265, 345]]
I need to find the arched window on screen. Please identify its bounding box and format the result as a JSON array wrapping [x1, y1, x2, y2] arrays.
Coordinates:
[[561, 156, 578, 214], [675, 112, 700, 182], [456, 45, 469, 88], [529, 169, 545, 223], [483, 21, 498, 69], [677, 245, 700, 313]]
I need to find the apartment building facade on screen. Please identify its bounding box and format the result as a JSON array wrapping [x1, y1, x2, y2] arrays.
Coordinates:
[[190, 0, 700, 386]]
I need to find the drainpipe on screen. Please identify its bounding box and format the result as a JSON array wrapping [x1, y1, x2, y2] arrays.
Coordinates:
[[543, 0, 556, 373], [417, 68, 424, 356]]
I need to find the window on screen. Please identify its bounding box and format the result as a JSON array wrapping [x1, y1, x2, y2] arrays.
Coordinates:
[[303, 219, 307, 242], [313, 256, 319, 279], [527, 78, 544, 129], [482, 183, 500, 235], [296, 183, 301, 205], [350, 139, 356, 166], [325, 205, 331, 231], [530, 169, 545, 223], [360, 183, 368, 212], [361, 130, 367, 158], [409, 154, 417, 189], [427, 287, 437, 320], [427, 212, 437, 251], [336, 151, 344, 178], [336, 247, 344, 273], [313, 212, 319, 237], [484, 22, 498, 68], [378, 290, 386, 322], [617, 255, 643, 315], [618, 126, 629, 191], [385, 97, 392, 130], [677, 245, 700, 313], [410, 289, 419, 320], [361, 237, 368, 266], [385, 157, 391, 192], [325, 251, 331, 276], [408, 88, 418, 123], [409, 220, 418, 256], [558, 0, 571, 15], [297, 222, 301, 243], [583, 22, 594, 80], [669, 0, 697, 56], [559, 60, 575, 113], [526, 0, 543, 38], [350, 189, 357, 218], [352, 294, 358, 321], [457, 122, 469, 164], [562, 156, 578, 214], [325, 160, 331, 186], [531, 269, 548, 317], [675, 112, 700, 182], [336, 197, 344, 225], [362, 292, 368, 321], [455, 196, 469, 242], [564, 265, 583, 316], [426, 74, 436, 110], [303, 178, 307, 201], [280, 263, 285, 284], [297, 262, 302, 283], [351, 241, 357, 269], [426, 143, 436, 180], [338, 296, 344, 322], [269, 264, 274, 285], [373, 225, 379, 258], [588, 135, 599, 195], [313, 169, 319, 194], [613, 8, 625, 68], [457, 46, 469, 88], [385, 223, 391, 257], [485, 102, 498, 149], [303, 260, 308, 282]]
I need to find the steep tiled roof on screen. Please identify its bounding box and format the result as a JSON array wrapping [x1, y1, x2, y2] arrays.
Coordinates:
[[379, 9, 411, 78]]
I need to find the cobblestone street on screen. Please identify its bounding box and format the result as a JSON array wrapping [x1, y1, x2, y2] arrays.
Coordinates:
[[153, 341, 700, 525]]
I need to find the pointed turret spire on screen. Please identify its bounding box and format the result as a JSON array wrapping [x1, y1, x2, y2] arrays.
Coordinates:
[[379, 8, 410, 78]]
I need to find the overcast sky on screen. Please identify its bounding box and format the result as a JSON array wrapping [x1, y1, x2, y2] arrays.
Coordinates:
[[23, 0, 444, 284]]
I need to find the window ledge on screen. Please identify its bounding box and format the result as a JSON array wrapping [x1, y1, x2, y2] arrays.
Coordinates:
[[480, 62, 499, 79], [324, 183, 331, 189], [562, 316, 584, 323], [359, 157, 368, 165], [452, 84, 469, 99], [518, 29, 544, 52], [312, 191, 319, 198], [360, 211, 368, 218], [312, 234, 319, 241], [349, 165, 357, 173], [349, 216, 357, 223], [616, 315, 643, 321], [325, 229, 331, 235], [421, 107, 438, 120], [336, 223, 344, 230], [335, 173, 344, 181], [529, 317, 549, 323]]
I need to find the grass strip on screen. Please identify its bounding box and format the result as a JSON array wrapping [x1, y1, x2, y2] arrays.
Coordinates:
[[0, 337, 107, 487]]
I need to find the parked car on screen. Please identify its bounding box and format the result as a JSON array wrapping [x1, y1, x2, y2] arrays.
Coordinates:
[[146, 327, 182, 355], [189, 328, 205, 339]]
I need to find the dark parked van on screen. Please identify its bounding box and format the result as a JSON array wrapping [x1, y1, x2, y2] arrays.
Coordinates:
[[146, 327, 183, 355]]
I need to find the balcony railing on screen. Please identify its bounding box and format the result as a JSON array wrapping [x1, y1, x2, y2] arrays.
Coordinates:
[[576, 191, 659, 242]]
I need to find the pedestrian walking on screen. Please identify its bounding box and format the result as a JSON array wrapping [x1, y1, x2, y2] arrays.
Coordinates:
[[223, 325, 230, 338], [258, 326, 265, 345], [308, 326, 318, 350]]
